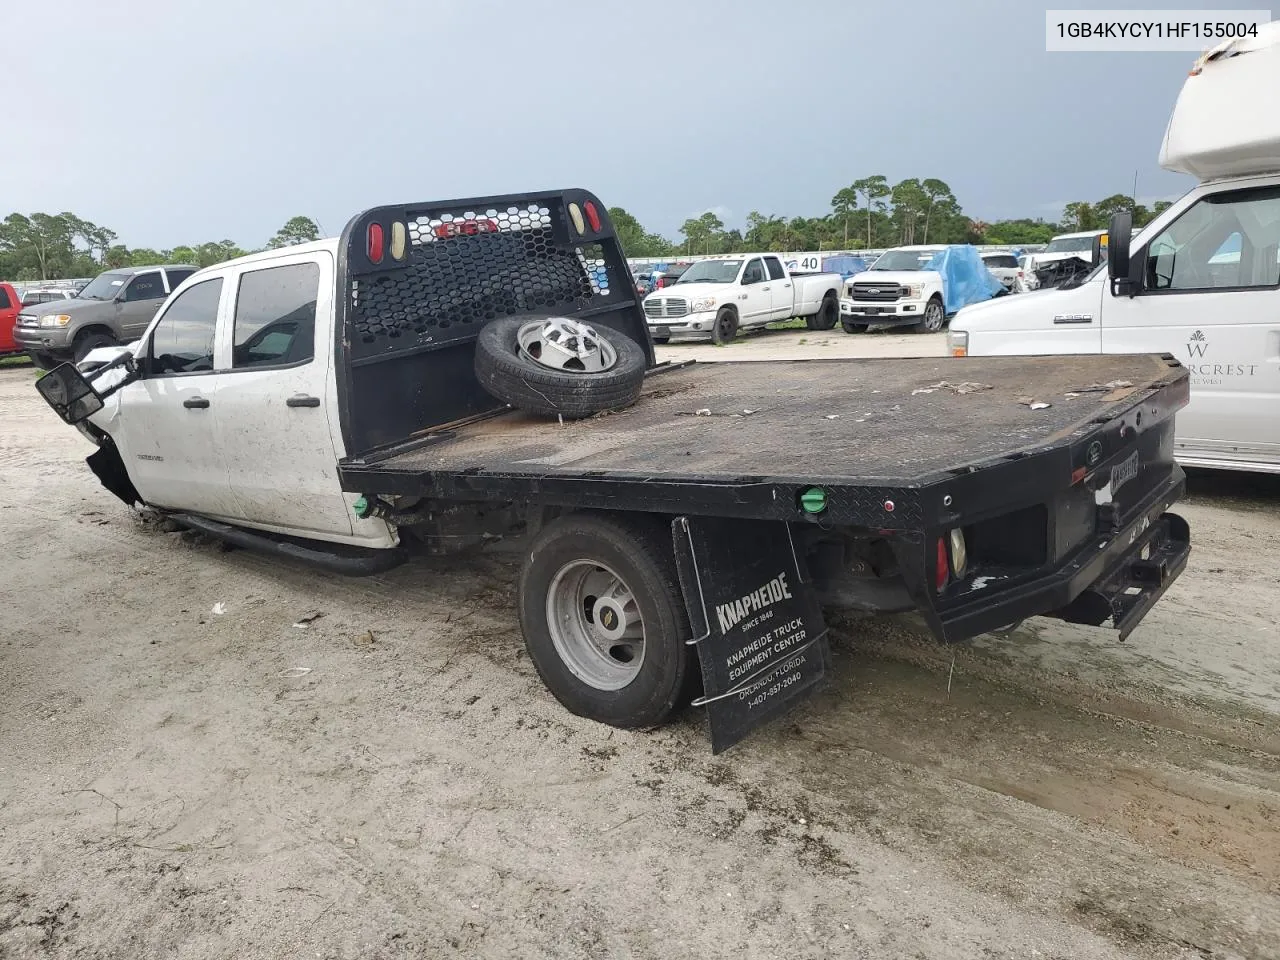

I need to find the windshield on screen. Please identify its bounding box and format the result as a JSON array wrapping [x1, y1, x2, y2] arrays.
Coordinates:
[[1044, 235, 1097, 253], [869, 250, 943, 271], [674, 260, 743, 284], [76, 271, 131, 301]]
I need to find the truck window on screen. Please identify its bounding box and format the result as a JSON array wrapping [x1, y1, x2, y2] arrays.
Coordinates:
[[0, 288, 10, 309], [765, 257, 786, 281], [742, 259, 765, 285], [231, 262, 319, 369], [165, 268, 196, 291], [1145, 186, 1280, 291], [123, 272, 166, 302], [148, 278, 222, 376]]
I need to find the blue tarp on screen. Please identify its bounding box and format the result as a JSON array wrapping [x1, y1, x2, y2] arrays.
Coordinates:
[[821, 255, 869, 279], [923, 245, 1006, 314]]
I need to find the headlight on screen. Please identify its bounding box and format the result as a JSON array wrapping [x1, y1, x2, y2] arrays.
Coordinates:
[[691, 297, 717, 312], [947, 330, 968, 357], [949, 528, 968, 577], [39, 314, 71, 328], [902, 284, 924, 299]]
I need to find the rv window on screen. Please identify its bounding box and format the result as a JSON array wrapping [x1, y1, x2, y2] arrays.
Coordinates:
[[1144, 186, 1280, 291]]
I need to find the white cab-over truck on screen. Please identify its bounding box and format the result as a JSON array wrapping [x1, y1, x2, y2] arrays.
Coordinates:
[[642, 254, 842, 344], [951, 21, 1280, 474]]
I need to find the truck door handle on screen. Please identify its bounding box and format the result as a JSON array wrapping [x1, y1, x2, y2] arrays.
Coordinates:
[[783, 283, 791, 288], [761, 286, 771, 291], [183, 397, 210, 409], [286, 395, 321, 408]]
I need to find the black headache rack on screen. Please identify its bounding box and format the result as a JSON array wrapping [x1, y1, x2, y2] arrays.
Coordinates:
[[334, 189, 651, 459]]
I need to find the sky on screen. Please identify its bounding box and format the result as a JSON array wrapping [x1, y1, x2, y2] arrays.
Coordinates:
[[6, 0, 1237, 250]]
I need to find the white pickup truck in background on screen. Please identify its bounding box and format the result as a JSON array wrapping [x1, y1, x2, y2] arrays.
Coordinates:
[[642, 254, 842, 343], [951, 21, 1280, 474]]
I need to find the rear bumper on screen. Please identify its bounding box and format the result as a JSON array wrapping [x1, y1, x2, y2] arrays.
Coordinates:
[[935, 471, 1188, 642]]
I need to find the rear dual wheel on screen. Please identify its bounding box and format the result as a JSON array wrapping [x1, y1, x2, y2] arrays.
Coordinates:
[[518, 513, 697, 729], [806, 293, 839, 331]]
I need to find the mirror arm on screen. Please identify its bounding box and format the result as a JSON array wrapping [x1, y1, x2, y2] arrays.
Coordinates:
[[86, 352, 141, 399]]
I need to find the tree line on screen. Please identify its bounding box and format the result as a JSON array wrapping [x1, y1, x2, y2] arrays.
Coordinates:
[[2, 179, 1178, 282], [609, 176, 1174, 259], [0, 214, 323, 282]]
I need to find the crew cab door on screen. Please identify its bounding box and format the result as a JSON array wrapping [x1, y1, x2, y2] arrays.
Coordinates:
[[211, 251, 354, 538], [112, 275, 240, 517], [764, 256, 794, 319], [738, 258, 772, 323], [1100, 182, 1280, 464], [116, 270, 169, 341]]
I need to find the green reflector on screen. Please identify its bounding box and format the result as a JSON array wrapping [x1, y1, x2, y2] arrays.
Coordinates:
[[352, 496, 371, 518], [800, 487, 827, 514]]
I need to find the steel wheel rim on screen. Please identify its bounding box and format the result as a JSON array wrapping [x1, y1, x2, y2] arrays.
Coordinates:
[[517, 317, 617, 373], [545, 559, 646, 691]]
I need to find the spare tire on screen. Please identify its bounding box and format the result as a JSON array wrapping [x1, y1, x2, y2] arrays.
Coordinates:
[[475, 316, 647, 418]]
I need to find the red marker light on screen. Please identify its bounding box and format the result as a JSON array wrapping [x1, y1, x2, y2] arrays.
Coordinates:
[[584, 201, 601, 232], [935, 537, 950, 591], [367, 223, 385, 264]]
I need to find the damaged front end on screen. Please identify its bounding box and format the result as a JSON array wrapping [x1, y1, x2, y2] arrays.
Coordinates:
[[35, 350, 143, 508]]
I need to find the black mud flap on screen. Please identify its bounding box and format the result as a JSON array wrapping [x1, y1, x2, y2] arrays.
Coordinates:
[[1050, 512, 1190, 640], [672, 517, 832, 754], [86, 438, 141, 507]]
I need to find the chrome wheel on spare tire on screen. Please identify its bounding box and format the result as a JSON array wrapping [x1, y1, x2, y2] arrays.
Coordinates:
[[517, 317, 618, 373], [546, 559, 645, 691], [474, 315, 647, 419]]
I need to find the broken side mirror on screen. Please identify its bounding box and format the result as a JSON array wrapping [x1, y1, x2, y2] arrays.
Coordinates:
[[35, 350, 138, 425], [1107, 213, 1141, 297], [37, 363, 104, 424]]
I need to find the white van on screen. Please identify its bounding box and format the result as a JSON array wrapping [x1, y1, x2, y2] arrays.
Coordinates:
[[950, 22, 1280, 474]]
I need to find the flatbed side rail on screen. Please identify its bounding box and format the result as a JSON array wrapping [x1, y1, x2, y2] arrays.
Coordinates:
[[333, 188, 652, 460]]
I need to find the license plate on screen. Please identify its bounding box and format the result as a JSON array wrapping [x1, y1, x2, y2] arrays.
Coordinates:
[[1111, 451, 1140, 494]]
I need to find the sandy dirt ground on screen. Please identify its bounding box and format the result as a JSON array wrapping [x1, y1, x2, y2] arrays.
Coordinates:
[[1, 333, 1278, 960]]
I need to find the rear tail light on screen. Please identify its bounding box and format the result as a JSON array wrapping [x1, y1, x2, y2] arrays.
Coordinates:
[[367, 223, 384, 264], [583, 201, 601, 232], [935, 537, 950, 590]]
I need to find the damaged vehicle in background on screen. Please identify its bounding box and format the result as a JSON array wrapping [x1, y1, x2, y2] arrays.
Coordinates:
[[38, 189, 1192, 753], [840, 244, 1006, 333]]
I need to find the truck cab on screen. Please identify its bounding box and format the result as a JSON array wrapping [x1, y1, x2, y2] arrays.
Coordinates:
[[74, 242, 396, 548], [950, 20, 1280, 473]]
